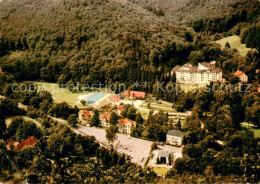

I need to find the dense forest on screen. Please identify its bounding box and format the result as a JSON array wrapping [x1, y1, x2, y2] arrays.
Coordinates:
[[127, 0, 240, 23], [0, 0, 259, 92], [0, 0, 260, 182]]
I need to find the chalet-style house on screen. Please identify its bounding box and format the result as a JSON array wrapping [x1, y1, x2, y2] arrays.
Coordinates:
[[166, 130, 184, 146], [122, 91, 147, 99], [100, 113, 111, 128], [110, 96, 122, 105], [118, 118, 136, 134], [78, 110, 94, 125], [234, 70, 248, 83], [171, 61, 222, 85]]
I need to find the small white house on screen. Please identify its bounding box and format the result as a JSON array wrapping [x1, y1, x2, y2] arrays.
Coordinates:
[[166, 130, 184, 146]]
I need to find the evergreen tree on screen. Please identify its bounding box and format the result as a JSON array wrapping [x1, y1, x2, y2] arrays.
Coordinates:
[[90, 110, 100, 127]]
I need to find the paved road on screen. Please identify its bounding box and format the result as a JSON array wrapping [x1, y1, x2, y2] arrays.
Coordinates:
[[76, 125, 182, 167]]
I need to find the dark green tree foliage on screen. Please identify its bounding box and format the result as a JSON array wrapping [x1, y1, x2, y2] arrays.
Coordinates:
[[0, 0, 192, 85], [67, 114, 78, 128], [105, 125, 118, 143], [192, 0, 260, 34], [7, 117, 42, 141], [109, 111, 119, 125], [225, 42, 231, 48], [90, 110, 100, 127], [48, 102, 77, 119]]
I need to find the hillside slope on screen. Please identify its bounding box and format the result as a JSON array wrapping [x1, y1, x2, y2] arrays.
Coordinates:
[[127, 0, 240, 23], [0, 0, 191, 83]]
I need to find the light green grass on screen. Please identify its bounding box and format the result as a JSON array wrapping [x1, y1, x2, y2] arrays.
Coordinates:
[[216, 35, 256, 57], [241, 123, 260, 138], [35, 82, 89, 108], [153, 167, 168, 175], [140, 109, 150, 120]]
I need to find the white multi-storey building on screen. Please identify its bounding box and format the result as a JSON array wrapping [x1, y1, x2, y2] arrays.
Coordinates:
[[171, 61, 222, 85]]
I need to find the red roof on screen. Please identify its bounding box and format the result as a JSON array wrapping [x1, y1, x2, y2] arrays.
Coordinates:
[[79, 110, 94, 117], [256, 69, 259, 74], [122, 91, 146, 98], [100, 114, 110, 120], [234, 70, 246, 76], [110, 96, 121, 102], [118, 118, 136, 126], [16, 136, 38, 151], [7, 138, 15, 145], [117, 105, 124, 111], [258, 87, 260, 93]]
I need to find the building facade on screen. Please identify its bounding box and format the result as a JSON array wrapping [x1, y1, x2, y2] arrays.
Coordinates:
[[118, 118, 136, 134], [78, 110, 94, 125], [234, 70, 248, 83], [166, 130, 184, 146], [172, 62, 222, 85]]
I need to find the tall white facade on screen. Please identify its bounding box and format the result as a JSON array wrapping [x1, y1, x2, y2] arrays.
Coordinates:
[[172, 62, 222, 85]]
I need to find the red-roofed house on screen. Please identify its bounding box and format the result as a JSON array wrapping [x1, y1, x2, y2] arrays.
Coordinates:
[[117, 105, 124, 115], [100, 113, 111, 127], [78, 110, 94, 125], [118, 118, 136, 134], [234, 70, 248, 83], [258, 87, 260, 93], [122, 91, 147, 99], [0, 67, 4, 75], [110, 96, 122, 105], [16, 136, 38, 151], [6, 138, 19, 150]]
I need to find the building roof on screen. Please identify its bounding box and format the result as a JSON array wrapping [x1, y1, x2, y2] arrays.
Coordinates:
[[100, 113, 110, 120], [117, 105, 124, 111], [157, 150, 172, 158], [167, 130, 184, 137], [110, 96, 121, 102], [172, 62, 222, 74], [16, 136, 38, 151], [79, 110, 94, 117], [122, 91, 146, 98], [118, 118, 136, 126], [234, 70, 247, 76]]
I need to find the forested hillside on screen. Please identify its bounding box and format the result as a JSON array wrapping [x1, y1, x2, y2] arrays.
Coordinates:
[[127, 0, 240, 23], [0, 0, 192, 84], [192, 0, 260, 51]]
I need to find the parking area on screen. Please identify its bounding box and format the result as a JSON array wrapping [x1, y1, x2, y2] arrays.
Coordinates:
[[76, 125, 182, 167]]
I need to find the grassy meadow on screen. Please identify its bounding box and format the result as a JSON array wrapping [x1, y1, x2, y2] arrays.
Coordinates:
[[216, 35, 256, 57]]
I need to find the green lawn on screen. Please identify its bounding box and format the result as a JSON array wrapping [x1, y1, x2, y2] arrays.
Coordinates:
[[153, 167, 168, 176], [216, 35, 256, 57], [241, 122, 260, 138], [140, 109, 150, 120], [34, 82, 104, 108]]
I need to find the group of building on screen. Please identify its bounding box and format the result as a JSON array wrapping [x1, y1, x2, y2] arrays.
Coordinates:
[[78, 107, 137, 134]]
